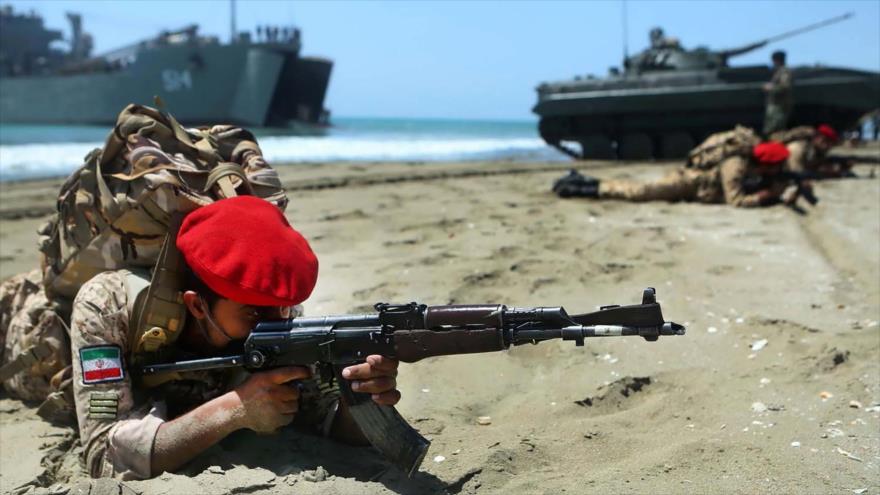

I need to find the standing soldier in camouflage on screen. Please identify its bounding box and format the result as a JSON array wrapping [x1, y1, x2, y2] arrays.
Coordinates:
[[68, 196, 402, 479], [763, 50, 793, 136], [553, 142, 805, 208]]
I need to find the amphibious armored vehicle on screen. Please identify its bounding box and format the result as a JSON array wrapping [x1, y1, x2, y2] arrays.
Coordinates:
[[533, 14, 880, 159], [0, 6, 332, 128]]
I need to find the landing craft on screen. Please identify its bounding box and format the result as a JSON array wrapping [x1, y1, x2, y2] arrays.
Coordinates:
[[533, 13, 880, 160], [0, 5, 332, 129]]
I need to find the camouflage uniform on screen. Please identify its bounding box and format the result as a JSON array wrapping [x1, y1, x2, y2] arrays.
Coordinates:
[[0, 269, 70, 403], [70, 270, 339, 480], [764, 66, 793, 135], [785, 139, 821, 174], [598, 156, 787, 207]]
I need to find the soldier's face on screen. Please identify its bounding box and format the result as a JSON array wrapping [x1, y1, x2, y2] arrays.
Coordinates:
[[183, 290, 291, 349], [755, 164, 783, 176], [202, 298, 292, 348], [814, 136, 833, 153]]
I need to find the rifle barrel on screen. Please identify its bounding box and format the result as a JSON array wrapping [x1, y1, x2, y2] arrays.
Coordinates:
[[722, 12, 853, 59]]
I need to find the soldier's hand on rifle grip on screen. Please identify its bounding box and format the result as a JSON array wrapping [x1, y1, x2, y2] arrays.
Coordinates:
[[757, 188, 781, 206], [801, 180, 814, 194], [230, 366, 311, 433], [342, 355, 401, 406]]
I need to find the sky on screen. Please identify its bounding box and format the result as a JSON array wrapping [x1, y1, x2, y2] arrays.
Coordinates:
[[6, 0, 880, 120]]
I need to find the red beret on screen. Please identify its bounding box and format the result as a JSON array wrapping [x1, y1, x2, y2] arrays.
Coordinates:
[[177, 196, 318, 306], [817, 124, 839, 143], [752, 141, 790, 166]]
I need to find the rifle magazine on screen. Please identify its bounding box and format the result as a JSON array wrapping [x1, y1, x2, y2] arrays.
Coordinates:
[[333, 365, 430, 476]]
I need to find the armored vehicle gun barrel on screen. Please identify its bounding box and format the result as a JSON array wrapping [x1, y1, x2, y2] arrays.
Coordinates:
[[720, 12, 854, 62]]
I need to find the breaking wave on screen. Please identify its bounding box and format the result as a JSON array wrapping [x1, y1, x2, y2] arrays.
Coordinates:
[[0, 136, 561, 181]]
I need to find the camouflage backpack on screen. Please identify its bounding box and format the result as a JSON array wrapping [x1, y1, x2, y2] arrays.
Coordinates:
[[768, 126, 816, 144], [39, 103, 288, 299], [686, 125, 761, 170], [1, 103, 287, 420]]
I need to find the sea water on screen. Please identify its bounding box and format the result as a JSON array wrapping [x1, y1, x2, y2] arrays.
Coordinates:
[[0, 117, 566, 182]]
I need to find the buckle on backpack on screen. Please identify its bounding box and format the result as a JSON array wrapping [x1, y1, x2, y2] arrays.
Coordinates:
[[139, 327, 168, 352]]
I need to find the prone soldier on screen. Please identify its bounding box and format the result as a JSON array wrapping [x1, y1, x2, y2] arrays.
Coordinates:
[[553, 141, 807, 208], [6, 195, 687, 479], [779, 124, 853, 178], [69, 196, 402, 479]]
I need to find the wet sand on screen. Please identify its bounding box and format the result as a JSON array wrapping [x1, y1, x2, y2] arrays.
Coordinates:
[[1, 156, 878, 494]]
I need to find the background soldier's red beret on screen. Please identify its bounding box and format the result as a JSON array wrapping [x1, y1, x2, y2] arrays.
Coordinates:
[[816, 124, 840, 143], [177, 196, 319, 306], [752, 141, 790, 166]]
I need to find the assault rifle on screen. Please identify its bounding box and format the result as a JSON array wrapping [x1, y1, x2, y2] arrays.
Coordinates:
[[779, 171, 819, 206], [820, 154, 879, 179], [142, 288, 685, 475], [826, 153, 880, 166]]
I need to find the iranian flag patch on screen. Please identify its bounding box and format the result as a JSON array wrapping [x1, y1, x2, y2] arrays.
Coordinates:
[[80, 346, 124, 384]]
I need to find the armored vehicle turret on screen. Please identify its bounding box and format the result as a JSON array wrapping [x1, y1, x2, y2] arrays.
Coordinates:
[[534, 14, 880, 159]]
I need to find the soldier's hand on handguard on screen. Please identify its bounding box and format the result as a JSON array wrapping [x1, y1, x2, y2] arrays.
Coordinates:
[[231, 366, 312, 433], [800, 180, 814, 193], [342, 355, 401, 406], [757, 188, 781, 206]]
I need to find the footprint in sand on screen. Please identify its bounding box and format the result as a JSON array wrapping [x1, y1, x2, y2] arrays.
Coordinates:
[[574, 376, 659, 415], [319, 209, 369, 222], [352, 282, 390, 300], [706, 265, 736, 276]]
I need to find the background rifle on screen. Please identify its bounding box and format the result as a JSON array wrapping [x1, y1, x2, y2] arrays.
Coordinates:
[[826, 153, 880, 166], [142, 288, 685, 475]]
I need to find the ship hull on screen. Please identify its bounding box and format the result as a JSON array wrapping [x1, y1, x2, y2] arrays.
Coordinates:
[[0, 43, 332, 128]]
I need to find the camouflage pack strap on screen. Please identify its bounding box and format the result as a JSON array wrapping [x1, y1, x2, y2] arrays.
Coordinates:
[[231, 140, 262, 162], [0, 341, 56, 382], [130, 214, 188, 354], [103, 104, 220, 168], [156, 107, 220, 166], [108, 165, 187, 182], [205, 163, 253, 198], [93, 155, 124, 223]]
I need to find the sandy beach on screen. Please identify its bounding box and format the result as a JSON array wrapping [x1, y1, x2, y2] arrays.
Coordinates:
[[1, 156, 878, 494]]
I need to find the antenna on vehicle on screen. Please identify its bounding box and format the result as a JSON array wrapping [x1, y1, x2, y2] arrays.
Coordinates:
[[230, 0, 237, 44], [621, 0, 629, 62]]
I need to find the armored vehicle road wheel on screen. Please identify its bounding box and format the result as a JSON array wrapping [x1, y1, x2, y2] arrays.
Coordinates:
[[580, 135, 616, 160], [617, 133, 654, 160], [659, 131, 695, 159]]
